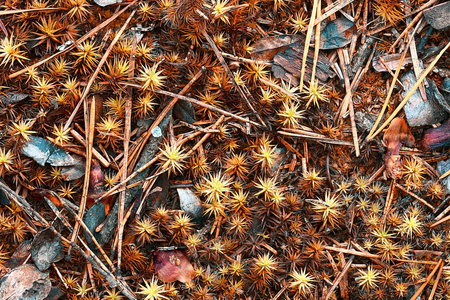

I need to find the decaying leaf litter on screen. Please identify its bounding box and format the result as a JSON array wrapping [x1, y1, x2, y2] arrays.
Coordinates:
[[0, 0, 449, 299]]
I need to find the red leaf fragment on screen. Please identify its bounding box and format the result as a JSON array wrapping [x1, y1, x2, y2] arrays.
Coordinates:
[[154, 249, 194, 283]]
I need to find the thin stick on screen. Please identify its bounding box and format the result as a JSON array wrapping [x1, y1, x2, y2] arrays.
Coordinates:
[[368, 165, 385, 183], [186, 116, 224, 156], [0, 7, 62, 16], [428, 261, 444, 300], [324, 256, 354, 300], [8, 0, 138, 79], [382, 181, 395, 224], [325, 246, 380, 259], [395, 183, 435, 210], [279, 130, 353, 146], [260, 78, 300, 100], [68, 96, 95, 256], [154, 89, 262, 127], [310, 0, 321, 83], [220, 52, 271, 65], [367, 42, 450, 141], [64, 10, 136, 132], [430, 212, 450, 228], [116, 32, 137, 278], [348, 94, 360, 156], [70, 129, 109, 167], [299, 0, 319, 92], [388, 12, 423, 54], [315, 0, 354, 25], [410, 259, 442, 300]]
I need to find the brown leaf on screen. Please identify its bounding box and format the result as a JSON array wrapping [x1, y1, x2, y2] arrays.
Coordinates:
[[0, 264, 51, 300], [251, 35, 303, 62], [383, 118, 415, 179], [154, 249, 194, 283]]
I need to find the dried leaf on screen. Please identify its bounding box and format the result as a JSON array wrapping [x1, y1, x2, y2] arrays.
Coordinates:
[[3, 241, 31, 269], [269, 37, 333, 85], [0, 188, 9, 206], [318, 17, 356, 50], [383, 118, 414, 179], [0, 92, 29, 105], [372, 53, 413, 72], [31, 228, 64, 271], [173, 100, 196, 124], [61, 155, 86, 181], [21, 136, 75, 167], [84, 202, 106, 248], [0, 264, 51, 300], [154, 249, 194, 283], [251, 35, 303, 62]]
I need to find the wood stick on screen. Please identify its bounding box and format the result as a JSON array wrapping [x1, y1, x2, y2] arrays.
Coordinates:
[[395, 183, 435, 210], [70, 129, 109, 167], [299, 0, 319, 92], [64, 10, 136, 131], [315, 0, 354, 25], [409, 259, 442, 300], [428, 261, 444, 300], [325, 256, 354, 300]]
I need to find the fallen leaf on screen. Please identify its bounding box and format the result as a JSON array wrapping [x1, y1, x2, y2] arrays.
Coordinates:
[[0, 92, 29, 105], [173, 100, 196, 124], [31, 228, 64, 271], [423, 1, 450, 31], [31, 189, 64, 208], [154, 249, 194, 283], [318, 17, 356, 50], [61, 155, 86, 181], [0, 264, 51, 300], [21, 136, 75, 167], [251, 35, 303, 62], [3, 240, 31, 269]]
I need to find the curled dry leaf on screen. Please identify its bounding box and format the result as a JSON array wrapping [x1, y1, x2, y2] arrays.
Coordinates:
[[383, 118, 415, 179], [154, 249, 194, 283]]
